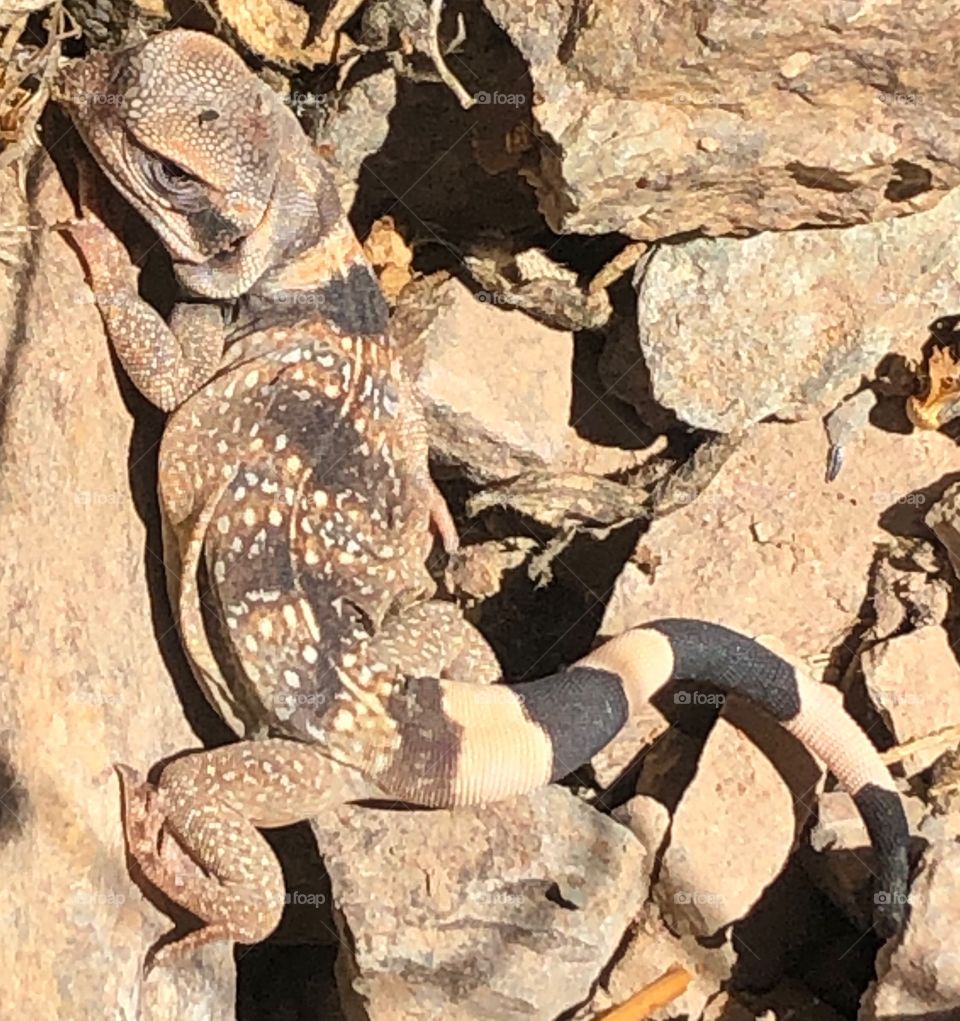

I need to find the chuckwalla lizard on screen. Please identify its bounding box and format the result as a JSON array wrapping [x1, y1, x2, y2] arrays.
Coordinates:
[[56, 30, 909, 964]]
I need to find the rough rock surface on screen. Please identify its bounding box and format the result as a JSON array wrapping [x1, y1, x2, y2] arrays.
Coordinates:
[[647, 697, 822, 936], [624, 186, 960, 432], [584, 908, 736, 1021], [215, 0, 355, 65], [481, 0, 960, 239], [10, 8, 960, 1019], [602, 418, 958, 668], [409, 275, 649, 482], [0, 166, 233, 1020], [314, 70, 399, 212], [315, 787, 648, 1021], [862, 626, 960, 772], [859, 840, 960, 1020]]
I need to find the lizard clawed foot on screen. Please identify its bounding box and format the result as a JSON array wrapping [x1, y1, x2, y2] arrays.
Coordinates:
[[142, 921, 235, 978], [427, 482, 459, 555], [115, 763, 165, 863]]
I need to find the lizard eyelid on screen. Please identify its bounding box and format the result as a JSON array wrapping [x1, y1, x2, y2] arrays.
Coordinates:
[[132, 144, 210, 211]]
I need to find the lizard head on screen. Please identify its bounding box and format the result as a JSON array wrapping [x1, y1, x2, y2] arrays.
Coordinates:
[[57, 31, 284, 270]]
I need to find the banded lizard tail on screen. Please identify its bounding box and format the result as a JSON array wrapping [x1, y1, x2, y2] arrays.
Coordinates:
[[55, 30, 909, 965]]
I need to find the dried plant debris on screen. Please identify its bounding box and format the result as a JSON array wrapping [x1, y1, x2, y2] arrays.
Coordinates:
[[907, 316, 960, 430], [465, 244, 611, 331], [595, 965, 692, 1021], [467, 431, 742, 536], [363, 215, 414, 302], [469, 430, 746, 588], [463, 241, 646, 333], [359, 0, 473, 104], [0, 5, 73, 173]]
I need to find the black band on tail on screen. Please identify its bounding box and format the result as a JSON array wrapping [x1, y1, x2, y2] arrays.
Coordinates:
[[511, 666, 628, 782], [650, 618, 909, 936], [855, 783, 910, 937], [650, 618, 801, 721]]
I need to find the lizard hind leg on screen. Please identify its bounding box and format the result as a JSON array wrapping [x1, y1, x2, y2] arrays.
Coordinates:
[[115, 758, 287, 963], [116, 741, 375, 963], [370, 601, 501, 686]]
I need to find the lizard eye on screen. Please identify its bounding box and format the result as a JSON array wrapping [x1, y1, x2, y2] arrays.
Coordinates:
[[149, 155, 198, 191], [137, 149, 207, 209]]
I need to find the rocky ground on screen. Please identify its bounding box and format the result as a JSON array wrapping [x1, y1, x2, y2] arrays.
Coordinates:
[[2, 2, 960, 1020]]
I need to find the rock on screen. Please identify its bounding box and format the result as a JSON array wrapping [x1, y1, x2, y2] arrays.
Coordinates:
[[623, 186, 960, 432], [859, 841, 960, 1020], [587, 907, 736, 1021], [602, 419, 958, 668], [315, 786, 647, 1021], [824, 389, 877, 483], [408, 276, 650, 482], [867, 551, 949, 642], [0, 165, 234, 1019], [591, 710, 667, 791], [313, 69, 398, 212], [862, 626, 960, 772], [215, 0, 359, 66], [610, 795, 670, 883], [654, 698, 823, 936], [481, 1, 960, 239]]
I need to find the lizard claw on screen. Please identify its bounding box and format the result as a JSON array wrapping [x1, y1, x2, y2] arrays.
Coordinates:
[[114, 762, 166, 861], [427, 484, 459, 555]]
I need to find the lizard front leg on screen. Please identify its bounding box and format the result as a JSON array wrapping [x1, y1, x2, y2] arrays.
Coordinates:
[[396, 367, 459, 555], [65, 169, 226, 411]]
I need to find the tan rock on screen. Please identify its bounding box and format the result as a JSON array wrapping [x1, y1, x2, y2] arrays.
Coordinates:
[[590, 907, 736, 1021], [314, 69, 398, 211], [808, 790, 925, 929], [602, 419, 958, 669], [655, 698, 822, 936], [862, 626, 960, 772], [611, 794, 670, 883], [411, 276, 650, 482], [859, 841, 960, 1020], [482, 0, 960, 239], [591, 709, 668, 791], [317, 787, 648, 1021], [624, 187, 960, 431], [0, 166, 233, 1019]]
